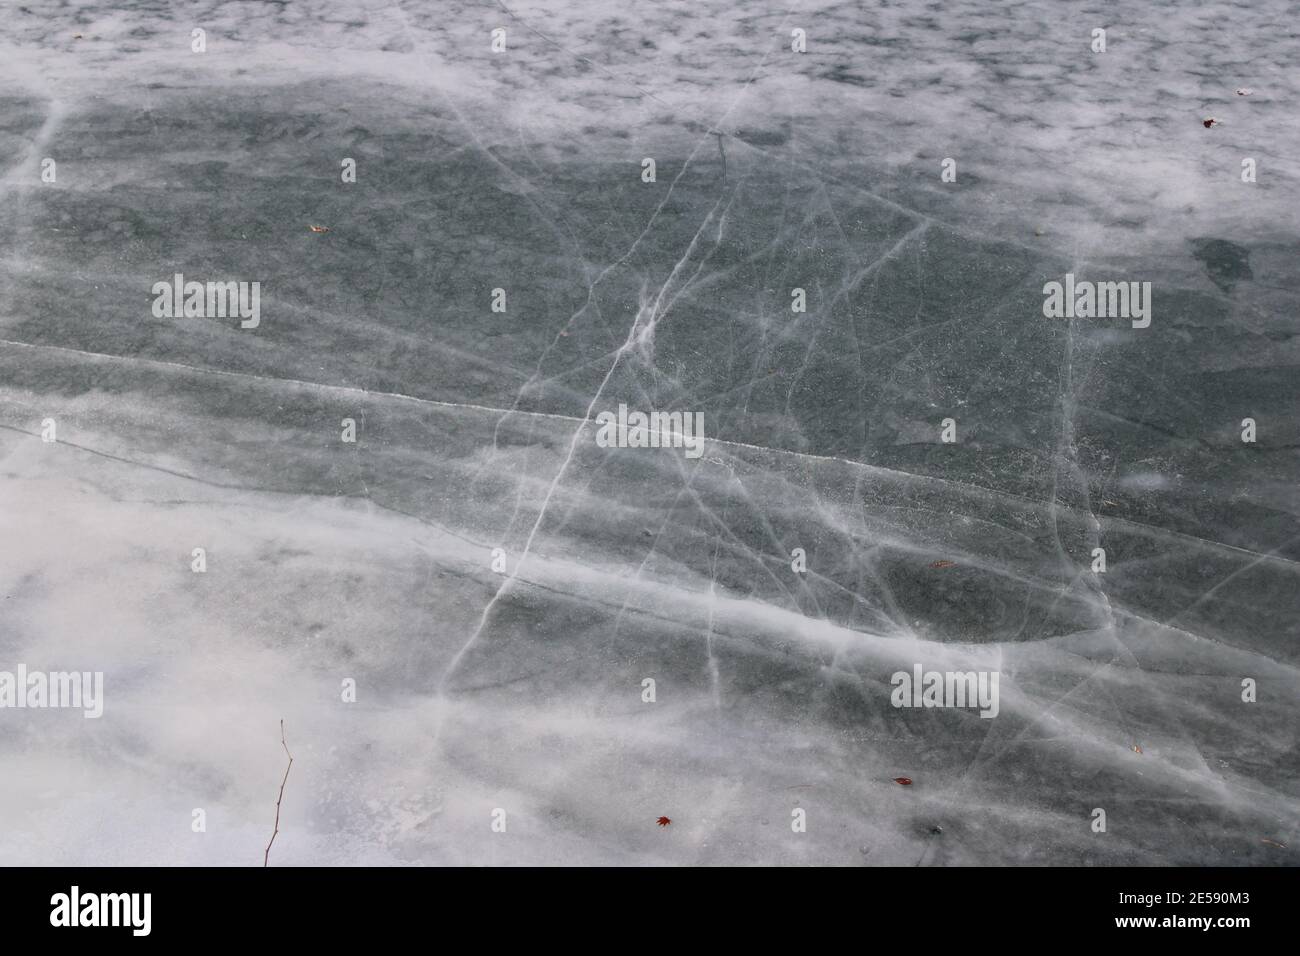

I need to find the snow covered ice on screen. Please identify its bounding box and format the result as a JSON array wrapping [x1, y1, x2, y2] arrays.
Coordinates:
[[0, 0, 1296, 866]]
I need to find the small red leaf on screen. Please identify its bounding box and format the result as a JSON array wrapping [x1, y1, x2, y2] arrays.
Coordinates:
[[929, 560, 956, 569], [1203, 118, 1219, 128], [656, 816, 671, 827], [893, 777, 913, 786]]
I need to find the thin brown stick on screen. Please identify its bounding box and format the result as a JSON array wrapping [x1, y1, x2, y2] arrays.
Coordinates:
[[263, 719, 294, 867]]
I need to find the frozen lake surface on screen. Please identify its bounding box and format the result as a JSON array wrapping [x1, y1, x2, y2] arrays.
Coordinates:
[[0, 0, 1296, 865]]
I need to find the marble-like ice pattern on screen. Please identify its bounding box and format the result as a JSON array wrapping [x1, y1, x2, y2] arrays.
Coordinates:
[[0, 0, 1297, 865]]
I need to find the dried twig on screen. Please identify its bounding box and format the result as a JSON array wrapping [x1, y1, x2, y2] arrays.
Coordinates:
[[263, 719, 294, 867]]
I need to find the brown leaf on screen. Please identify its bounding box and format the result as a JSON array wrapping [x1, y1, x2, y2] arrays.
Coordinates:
[[929, 560, 956, 569], [656, 816, 671, 827], [309, 224, 330, 233], [1261, 838, 1287, 849], [1132, 744, 1143, 754], [1203, 118, 1219, 128], [893, 777, 913, 786]]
